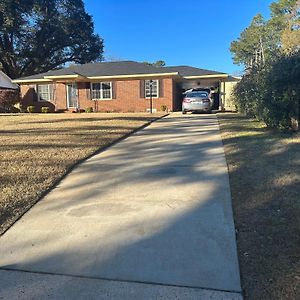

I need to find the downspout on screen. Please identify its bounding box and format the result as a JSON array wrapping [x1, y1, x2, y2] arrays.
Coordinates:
[[218, 80, 222, 111], [53, 81, 57, 111], [76, 82, 80, 112], [223, 80, 226, 111]]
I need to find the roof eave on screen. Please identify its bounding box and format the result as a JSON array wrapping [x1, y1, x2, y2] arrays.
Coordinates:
[[13, 72, 180, 83], [12, 78, 52, 83], [183, 74, 229, 79]]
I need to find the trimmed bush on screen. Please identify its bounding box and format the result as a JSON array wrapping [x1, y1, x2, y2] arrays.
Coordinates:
[[85, 107, 93, 113], [27, 105, 35, 113], [41, 106, 50, 113], [161, 105, 167, 112]]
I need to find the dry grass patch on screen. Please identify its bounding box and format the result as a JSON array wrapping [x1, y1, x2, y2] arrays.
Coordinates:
[[218, 113, 300, 300], [0, 113, 164, 234]]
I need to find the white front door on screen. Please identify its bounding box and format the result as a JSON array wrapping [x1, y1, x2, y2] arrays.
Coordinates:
[[66, 83, 78, 108]]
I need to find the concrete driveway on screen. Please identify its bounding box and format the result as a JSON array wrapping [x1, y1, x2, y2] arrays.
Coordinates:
[[0, 113, 242, 299]]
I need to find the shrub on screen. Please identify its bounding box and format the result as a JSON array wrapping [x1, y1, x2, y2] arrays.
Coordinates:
[[41, 106, 50, 113], [0, 89, 21, 112], [27, 105, 35, 113], [161, 105, 167, 111], [85, 107, 93, 113], [233, 52, 300, 130], [16, 103, 26, 113]]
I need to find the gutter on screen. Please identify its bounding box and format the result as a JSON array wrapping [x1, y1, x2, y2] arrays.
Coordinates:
[[12, 72, 180, 83]]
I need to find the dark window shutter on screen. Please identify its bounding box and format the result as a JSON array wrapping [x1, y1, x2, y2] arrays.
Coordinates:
[[112, 81, 116, 99], [85, 82, 91, 100], [33, 85, 38, 102], [49, 84, 54, 100], [140, 80, 145, 98], [159, 79, 164, 98], [52, 83, 56, 101]]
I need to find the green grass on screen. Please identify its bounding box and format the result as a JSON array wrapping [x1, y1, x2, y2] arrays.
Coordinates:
[[218, 113, 300, 300], [0, 113, 164, 235]]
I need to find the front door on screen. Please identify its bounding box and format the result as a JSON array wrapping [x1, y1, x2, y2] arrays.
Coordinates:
[[66, 83, 78, 109]]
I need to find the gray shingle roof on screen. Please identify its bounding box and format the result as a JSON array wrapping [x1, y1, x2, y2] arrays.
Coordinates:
[[164, 66, 226, 76], [15, 61, 227, 81]]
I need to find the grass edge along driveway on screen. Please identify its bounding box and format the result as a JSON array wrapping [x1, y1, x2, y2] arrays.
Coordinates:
[[0, 113, 165, 236], [218, 112, 300, 300]]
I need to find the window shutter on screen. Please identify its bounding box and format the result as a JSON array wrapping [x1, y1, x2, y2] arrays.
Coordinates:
[[52, 83, 56, 102], [49, 84, 54, 100], [159, 79, 164, 98], [33, 85, 38, 102], [112, 81, 116, 99], [140, 80, 145, 98], [85, 82, 91, 100]]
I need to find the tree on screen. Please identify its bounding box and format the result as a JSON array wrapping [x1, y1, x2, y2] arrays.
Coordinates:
[[230, 14, 269, 69], [230, 0, 300, 69], [231, 0, 300, 130], [152, 60, 166, 67], [280, 0, 300, 54], [143, 60, 166, 67], [0, 0, 104, 79]]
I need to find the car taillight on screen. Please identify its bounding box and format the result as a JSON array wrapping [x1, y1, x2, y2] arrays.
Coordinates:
[[202, 99, 210, 103], [183, 98, 191, 103]]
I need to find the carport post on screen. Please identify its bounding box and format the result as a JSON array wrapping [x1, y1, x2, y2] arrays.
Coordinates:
[[218, 80, 225, 111]]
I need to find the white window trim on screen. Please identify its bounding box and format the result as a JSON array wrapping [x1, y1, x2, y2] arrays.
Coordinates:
[[90, 82, 113, 100], [145, 79, 159, 99], [36, 84, 53, 102]]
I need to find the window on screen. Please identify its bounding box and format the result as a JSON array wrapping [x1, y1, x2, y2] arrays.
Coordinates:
[[186, 92, 209, 98], [145, 80, 159, 98], [37, 84, 53, 101], [91, 82, 112, 100]]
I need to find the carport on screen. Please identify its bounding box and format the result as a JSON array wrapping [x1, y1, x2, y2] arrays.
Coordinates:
[[165, 66, 231, 111]]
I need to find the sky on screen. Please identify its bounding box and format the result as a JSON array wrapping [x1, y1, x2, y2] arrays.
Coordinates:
[[84, 0, 274, 75]]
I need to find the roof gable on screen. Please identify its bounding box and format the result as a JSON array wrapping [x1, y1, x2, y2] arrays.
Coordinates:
[[0, 71, 18, 89]]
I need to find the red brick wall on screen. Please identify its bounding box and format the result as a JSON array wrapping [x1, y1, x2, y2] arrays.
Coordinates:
[[20, 78, 174, 112]]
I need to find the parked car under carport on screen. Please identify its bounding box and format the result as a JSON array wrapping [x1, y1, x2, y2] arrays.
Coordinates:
[[182, 91, 213, 114]]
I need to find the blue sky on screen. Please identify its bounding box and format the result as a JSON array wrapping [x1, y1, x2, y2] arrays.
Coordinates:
[[84, 0, 274, 75]]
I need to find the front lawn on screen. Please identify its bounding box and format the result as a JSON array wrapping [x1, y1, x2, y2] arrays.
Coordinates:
[[0, 113, 164, 235], [218, 113, 300, 299]]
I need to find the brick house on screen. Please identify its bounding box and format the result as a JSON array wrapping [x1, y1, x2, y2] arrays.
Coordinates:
[[13, 61, 237, 112]]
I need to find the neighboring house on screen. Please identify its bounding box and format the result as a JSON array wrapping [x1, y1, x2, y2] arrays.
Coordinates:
[[0, 71, 18, 90], [0, 70, 19, 112], [12, 61, 238, 112]]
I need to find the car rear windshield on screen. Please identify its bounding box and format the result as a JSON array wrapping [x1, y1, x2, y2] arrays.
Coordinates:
[[186, 92, 208, 98]]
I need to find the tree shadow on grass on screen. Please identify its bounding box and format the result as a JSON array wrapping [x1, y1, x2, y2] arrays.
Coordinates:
[[218, 113, 300, 299], [0, 114, 242, 298]]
